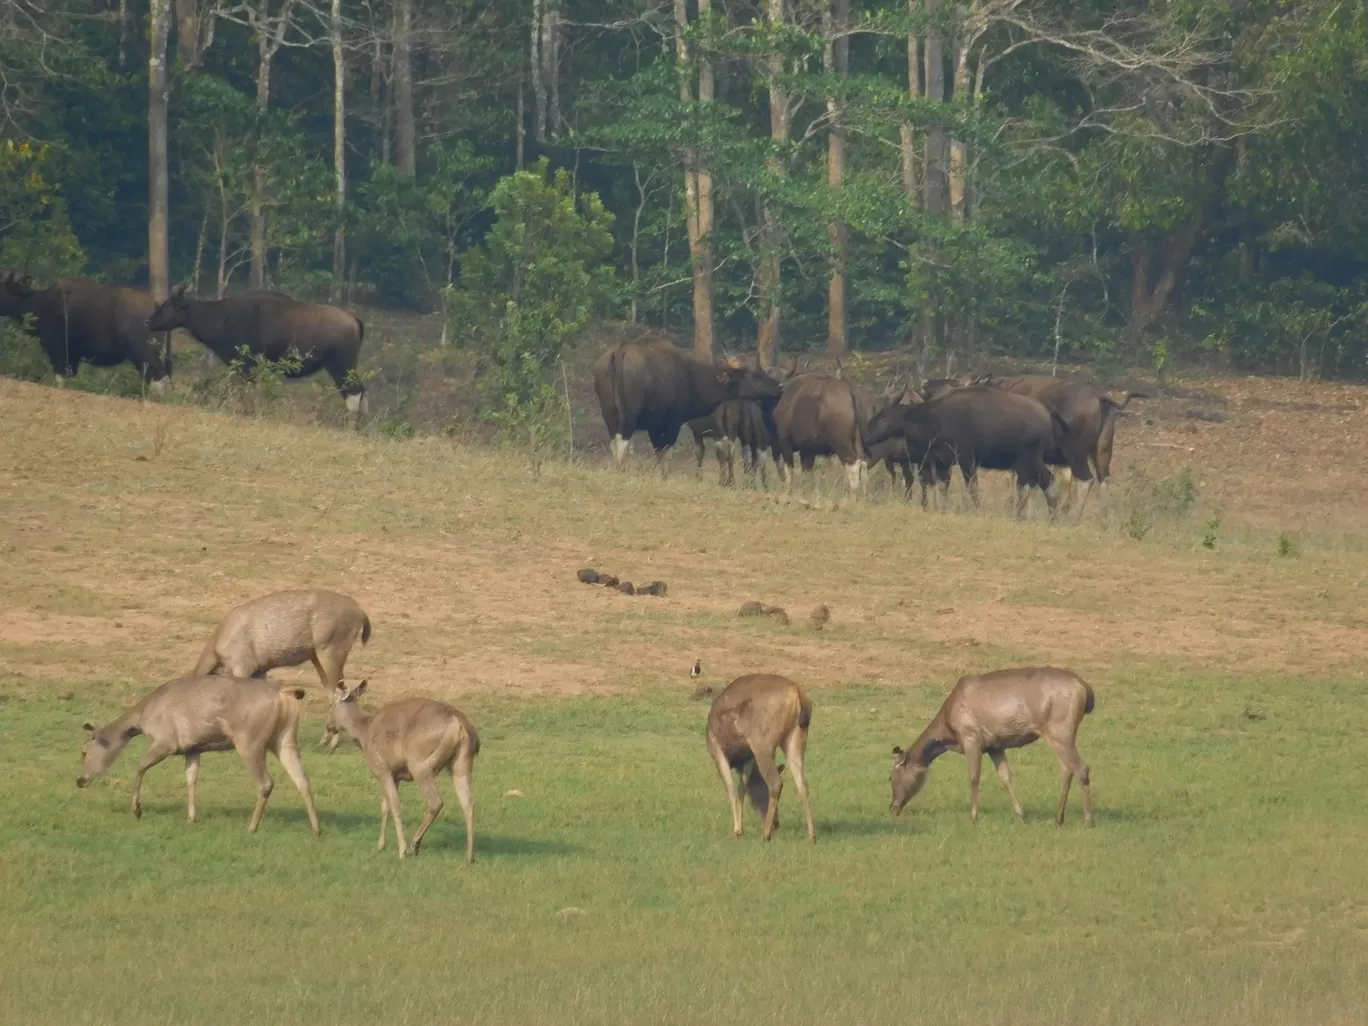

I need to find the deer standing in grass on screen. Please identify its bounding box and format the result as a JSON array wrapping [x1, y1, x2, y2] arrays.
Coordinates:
[[194, 589, 371, 691], [890, 666, 1095, 825], [324, 680, 479, 863], [76, 675, 321, 834], [706, 674, 815, 843]]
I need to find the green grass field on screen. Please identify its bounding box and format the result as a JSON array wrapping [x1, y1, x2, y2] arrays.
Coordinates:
[[2, 374, 1367, 1025]]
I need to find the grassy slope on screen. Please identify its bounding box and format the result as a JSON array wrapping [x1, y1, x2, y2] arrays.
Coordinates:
[[1, 377, 1367, 1025]]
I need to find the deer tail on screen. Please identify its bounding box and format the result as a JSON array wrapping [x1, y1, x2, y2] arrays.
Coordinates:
[[1082, 681, 1096, 716], [360, 614, 372, 645]]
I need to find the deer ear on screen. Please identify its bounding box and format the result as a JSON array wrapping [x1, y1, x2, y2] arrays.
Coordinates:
[[170, 283, 187, 299], [892, 745, 903, 756], [353, 679, 369, 697], [82, 722, 96, 735]]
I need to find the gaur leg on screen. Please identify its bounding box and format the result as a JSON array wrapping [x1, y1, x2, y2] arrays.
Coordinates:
[[962, 463, 981, 511], [408, 767, 445, 856], [273, 735, 321, 836], [746, 743, 784, 841], [184, 753, 201, 823], [237, 743, 276, 833], [783, 728, 816, 844], [965, 742, 984, 822], [380, 773, 409, 857], [1046, 737, 1093, 826], [987, 749, 1025, 822], [610, 433, 630, 468], [452, 751, 476, 864], [692, 430, 707, 479], [130, 742, 176, 820], [706, 734, 744, 839]]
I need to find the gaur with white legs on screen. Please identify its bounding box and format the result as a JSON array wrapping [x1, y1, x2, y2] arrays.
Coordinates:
[[324, 680, 480, 863], [890, 666, 1095, 826], [76, 675, 321, 834], [705, 673, 815, 843]]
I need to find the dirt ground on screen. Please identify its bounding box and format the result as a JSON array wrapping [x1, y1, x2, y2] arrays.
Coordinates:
[[1, 356, 1365, 705]]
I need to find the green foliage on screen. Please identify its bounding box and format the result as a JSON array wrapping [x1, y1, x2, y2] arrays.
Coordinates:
[[0, 140, 86, 279], [187, 346, 305, 416], [1202, 516, 1221, 550], [1120, 465, 1199, 541], [450, 160, 616, 474], [1276, 531, 1297, 557]]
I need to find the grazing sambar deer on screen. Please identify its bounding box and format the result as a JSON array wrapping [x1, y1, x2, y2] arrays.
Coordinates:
[[890, 666, 1095, 826], [76, 675, 321, 834], [194, 589, 371, 692], [324, 680, 480, 863], [705, 674, 815, 843]]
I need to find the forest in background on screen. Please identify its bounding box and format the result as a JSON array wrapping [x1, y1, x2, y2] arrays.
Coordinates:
[[3, 0, 1368, 382]]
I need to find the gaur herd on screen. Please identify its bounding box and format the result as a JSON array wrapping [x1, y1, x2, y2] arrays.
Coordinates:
[[77, 588, 1097, 854], [4, 269, 1143, 516]]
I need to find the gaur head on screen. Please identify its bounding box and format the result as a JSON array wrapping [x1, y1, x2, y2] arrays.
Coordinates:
[[0, 271, 36, 316], [77, 722, 136, 789], [145, 283, 191, 333], [864, 403, 913, 448], [718, 359, 784, 402], [323, 678, 369, 751], [889, 745, 930, 815]]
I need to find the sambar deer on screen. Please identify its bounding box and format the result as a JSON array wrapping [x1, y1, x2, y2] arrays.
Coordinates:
[[193, 588, 371, 692], [705, 673, 815, 842], [890, 666, 1095, 826], [324, 680, 480, 863], [77, 675, 321, 834]]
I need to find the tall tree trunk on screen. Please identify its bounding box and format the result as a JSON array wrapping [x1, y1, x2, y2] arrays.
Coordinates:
[[548, 0, 561, 137], [824, 0, 850, 356], [756, 0, 789, 370], [330, 0, 347, 302], [674, 0, 715, 360], [531, 0, 547, 143], [922, 22, 946, 216], [948, 36, 970, 221], [248, 0, 296, 290], [394, 0, 416, 175], [899, 6, 919, 199], [175, 0, 202, 70], [516, 72, 526, 170], [148, 0, 171, 300]]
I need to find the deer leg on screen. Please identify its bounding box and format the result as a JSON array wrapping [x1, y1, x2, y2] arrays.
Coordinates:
[[987, 749, 1024, 822], [452, 756, 476, 864], [408, 769, 445, 856], [965, 744, 984, 823], [311, 650, 344, 692], [747, 745, 784, 842], [707, 736, 744, 839], [377, 796, 390, 851], [274, 736, 321, 836], [1047, 737, 1093, 826], [381, 774, 409, 857], [783, 730, 815, 844], [184, 753, 201, 823], [130, 743, 175, 820], [237, 744, 275, 833]]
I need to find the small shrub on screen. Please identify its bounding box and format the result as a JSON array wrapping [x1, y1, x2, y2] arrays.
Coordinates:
[[0, 319, 51, 382], [1155, 467, 1198, 517], [186, 346, 303, 416], [1201, 516, 1220, 549], [1276, 531, 1296, 557], [1124, 505, 1154, 541], [1116, 463, 1199, 541]]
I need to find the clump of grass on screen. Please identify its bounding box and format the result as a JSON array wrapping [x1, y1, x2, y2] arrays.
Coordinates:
[[1276, 530, 1297, 557], [1202, 516, 1221, 549], [1118, 464, 1200, 541]]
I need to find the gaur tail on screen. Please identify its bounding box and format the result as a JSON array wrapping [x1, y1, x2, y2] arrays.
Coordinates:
[[1082, 682, 1096, 716], [798, 699, 813, 732], [360, 614, 372, 645], [1048, 409, 1071, 438]]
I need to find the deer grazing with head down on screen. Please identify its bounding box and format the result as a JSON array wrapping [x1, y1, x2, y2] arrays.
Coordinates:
[[77, 675, 321, 835], [193, 588, 371, 695], [324, 680, 480, 863], [890, 666, 1095, 826], [705, 673, 815, 843]]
